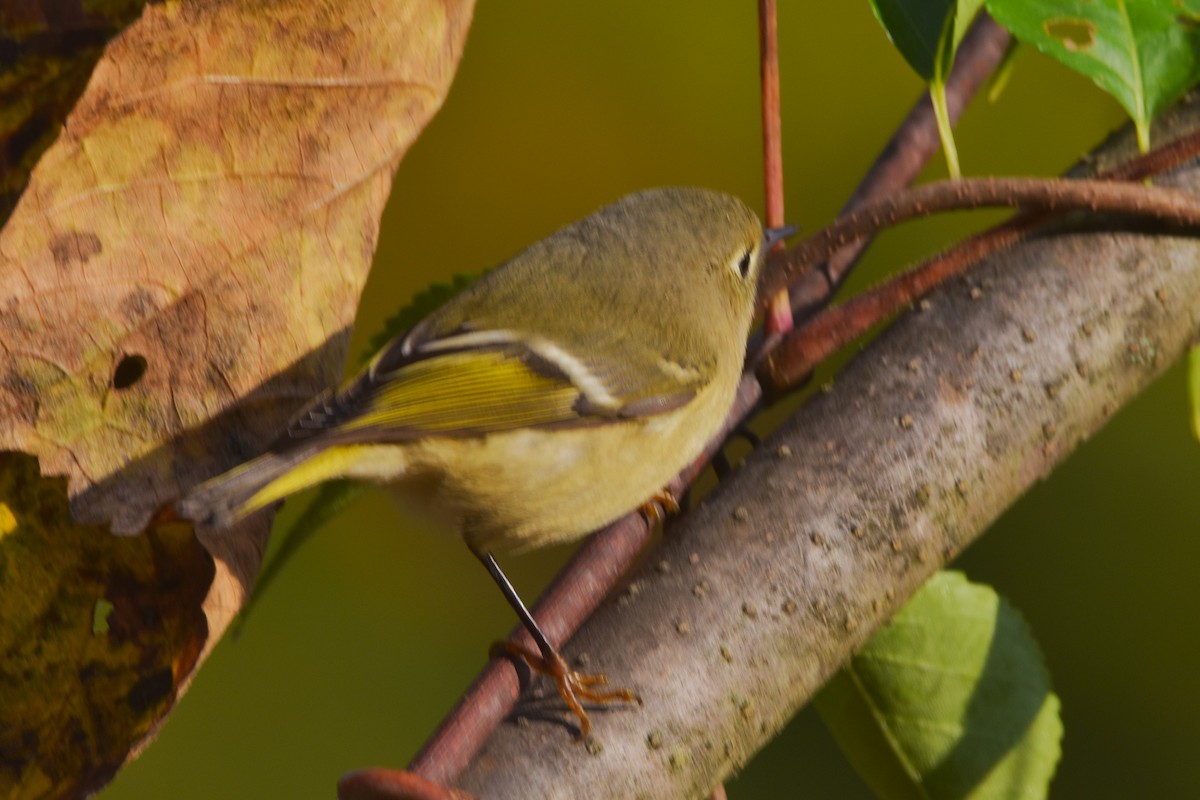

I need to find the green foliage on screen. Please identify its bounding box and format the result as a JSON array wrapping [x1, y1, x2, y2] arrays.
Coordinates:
[[870, 0, 1200, 164], [868, 0, 984, 177], [985, 0, 1200, 151], [868, 0, 981, 80], [815, 571, 1062, 799]]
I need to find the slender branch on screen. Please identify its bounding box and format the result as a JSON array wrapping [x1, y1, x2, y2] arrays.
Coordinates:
[[785, 14, 1011, 321], [700, 12, 786, 800], [758, 174, 1200, 305], [759, 0, 791, 335], [758, 0, 784, 230], [1097, 124, 1200, 181], [339, 771, 472, 800], [760, 126, 1200, 388]]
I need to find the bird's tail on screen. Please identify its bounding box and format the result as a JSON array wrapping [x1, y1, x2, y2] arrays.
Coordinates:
[[178, 444, 336, 528]]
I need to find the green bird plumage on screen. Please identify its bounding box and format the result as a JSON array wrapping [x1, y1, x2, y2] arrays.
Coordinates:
[[179, 187, 767, 554]]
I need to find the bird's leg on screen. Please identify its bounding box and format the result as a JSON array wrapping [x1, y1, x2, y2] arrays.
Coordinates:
[[638, 488, 681, 527], [474, 549, 640, 739]]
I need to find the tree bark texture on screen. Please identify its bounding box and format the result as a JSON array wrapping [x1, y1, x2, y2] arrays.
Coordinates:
[[455, 92, 1200, 798]]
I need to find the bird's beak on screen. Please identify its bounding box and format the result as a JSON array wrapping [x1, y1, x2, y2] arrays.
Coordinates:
[[763, 224, 800, 249]]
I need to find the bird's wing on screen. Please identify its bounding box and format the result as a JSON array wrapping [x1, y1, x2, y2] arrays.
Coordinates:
[[282, 324, 710, 446]]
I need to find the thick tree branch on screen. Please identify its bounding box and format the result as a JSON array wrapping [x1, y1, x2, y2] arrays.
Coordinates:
[[453, 96, 1200, 798]]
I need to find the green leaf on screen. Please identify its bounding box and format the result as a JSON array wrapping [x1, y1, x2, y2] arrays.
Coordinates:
[[951, 0, 987, 52], [871, 0, 955, 80], [867, 0, 984, 78], [815, 571, 1062, 800], [869, 1, 983, 177], [984, 0, 1200, 151], [1189, 346, 1200, 442]]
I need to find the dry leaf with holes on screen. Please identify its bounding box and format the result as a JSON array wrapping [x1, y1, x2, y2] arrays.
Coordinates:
[[0, 0, 474, 796]]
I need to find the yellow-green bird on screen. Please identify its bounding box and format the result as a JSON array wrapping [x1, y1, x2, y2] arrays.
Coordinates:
[[179, 187, 792, 737]]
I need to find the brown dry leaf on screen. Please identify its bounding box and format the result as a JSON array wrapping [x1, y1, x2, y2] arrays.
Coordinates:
[[0, 0, 474, 796], [0, 0, 151, 223], [0, 452, 212, 799], [1, 0, 474, 532]]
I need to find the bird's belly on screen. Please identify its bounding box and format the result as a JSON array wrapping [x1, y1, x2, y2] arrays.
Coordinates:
[[405, 382, 729, 553]]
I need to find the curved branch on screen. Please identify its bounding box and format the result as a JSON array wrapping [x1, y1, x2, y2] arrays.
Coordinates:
[[758, 174, 1200, 304], [452, 97, 1200, 798], [786, 14, 1011, 319], [759, 126, 1200, 387]]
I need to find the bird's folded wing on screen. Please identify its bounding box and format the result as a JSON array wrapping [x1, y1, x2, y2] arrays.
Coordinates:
[[283, 328, 706, 445]]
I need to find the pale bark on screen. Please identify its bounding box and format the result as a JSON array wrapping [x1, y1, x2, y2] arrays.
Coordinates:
[[456, 93, 1200, 798]]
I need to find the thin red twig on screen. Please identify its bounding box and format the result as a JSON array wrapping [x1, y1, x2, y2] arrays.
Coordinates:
[[757, 175, 1200, 307], [339, 769, 475, 800], [759, 0, 792, 336], [762, 224, 1021, 388], [762, 127, 1200, 389], [783, 15, 1011, 321], [759, 0, 784, 230]]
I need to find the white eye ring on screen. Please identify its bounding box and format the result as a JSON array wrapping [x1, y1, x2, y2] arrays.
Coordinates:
[[732, 247, 757, 280]]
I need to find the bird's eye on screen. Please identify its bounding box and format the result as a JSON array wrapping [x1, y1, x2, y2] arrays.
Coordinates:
[[736, 248, 754, 279]]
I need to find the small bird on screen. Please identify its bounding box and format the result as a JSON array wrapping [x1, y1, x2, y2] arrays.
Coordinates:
[[179, 187, 792, 737]]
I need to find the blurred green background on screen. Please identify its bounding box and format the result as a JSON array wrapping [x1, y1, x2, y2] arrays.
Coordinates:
[[101, 2, 1199, 798]]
